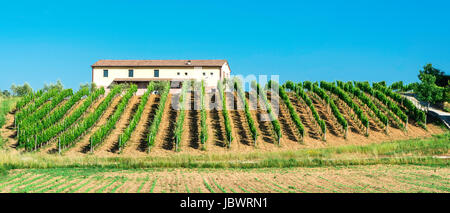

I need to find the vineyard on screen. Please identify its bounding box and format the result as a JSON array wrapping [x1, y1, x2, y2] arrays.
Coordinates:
[[0, 80, 446, 157]]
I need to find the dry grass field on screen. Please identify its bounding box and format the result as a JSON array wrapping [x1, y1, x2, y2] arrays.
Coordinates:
[[0, 165, 448, 193]]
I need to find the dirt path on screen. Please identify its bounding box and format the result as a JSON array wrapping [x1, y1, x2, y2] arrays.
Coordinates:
[[64, 98, 89, 120], [330, 93, 364, 134], [324, 92, 443, 146], [38, 97, 105, 154], [267, 91, 301, 149], [351, 95, 384, 132], [229, 91, 254, 149], [94, 96, 141, 156], [365, 91, 404, 129], [151, 94, 177, 155], [308, 92, 344, 139], [180, 91, 201, 152], [223, 91, 244, 151], [64, 96, 122, 155], [369, 93, 428, 139], [2, 110, 19, 149], [122, 95, 159, 155], [206, 91, 227, 151], [403, 94, 450, 129], [246, 91, 278, 151], [288, 93, 322, 141]]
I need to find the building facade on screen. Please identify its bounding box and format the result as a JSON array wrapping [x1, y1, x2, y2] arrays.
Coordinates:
[[91, 59, 231, 93]]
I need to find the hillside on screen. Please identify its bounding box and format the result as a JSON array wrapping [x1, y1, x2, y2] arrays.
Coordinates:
[[1, 81, 446, 157]]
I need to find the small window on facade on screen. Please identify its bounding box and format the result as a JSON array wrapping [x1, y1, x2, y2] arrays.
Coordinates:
[[154, 70, 159, 77], [203, 72, 206, 76], [177, 72, 180, 76], [128, 69, 134, 77], [185, 72, 188, 76], [103, 70, 108, 77], [210, 72, 213, 76]]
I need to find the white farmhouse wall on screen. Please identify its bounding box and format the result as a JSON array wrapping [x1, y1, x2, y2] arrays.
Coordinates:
[[93, 66, 223, 88], [221, 62, 231, 79]]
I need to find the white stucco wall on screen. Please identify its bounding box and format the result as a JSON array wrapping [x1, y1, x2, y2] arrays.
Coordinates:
[[221, 62, 231, 79], [92, 66, 224, 88]]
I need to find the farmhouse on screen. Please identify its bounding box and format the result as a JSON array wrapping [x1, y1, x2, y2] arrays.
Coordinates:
[[91, 59, 231, 94]]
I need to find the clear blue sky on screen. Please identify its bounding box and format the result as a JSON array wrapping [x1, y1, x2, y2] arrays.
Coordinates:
[[1, 0, 449, 91]]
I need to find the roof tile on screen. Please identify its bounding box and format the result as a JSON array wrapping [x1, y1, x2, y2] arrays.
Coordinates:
[[92, 59, 227, 67]]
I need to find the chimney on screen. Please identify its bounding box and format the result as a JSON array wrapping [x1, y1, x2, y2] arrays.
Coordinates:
[[186, 60, 192, 65]]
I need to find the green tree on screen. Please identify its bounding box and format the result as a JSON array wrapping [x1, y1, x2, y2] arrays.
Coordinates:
[[419, 64, 447, 87], [10, 82, 33, 97], [445, 80, 450, 102], [80, 82, 97, 93], [415, 73, 444, 111], [405, 82, 419, 92], [1, 90, 11, 97], [43, 80, 64, 92]]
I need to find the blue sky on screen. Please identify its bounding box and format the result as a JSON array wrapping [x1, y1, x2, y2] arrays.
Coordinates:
[[0, 0, 449, 91]]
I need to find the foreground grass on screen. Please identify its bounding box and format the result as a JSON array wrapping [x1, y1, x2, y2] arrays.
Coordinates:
[[0, 133, 448, 170]]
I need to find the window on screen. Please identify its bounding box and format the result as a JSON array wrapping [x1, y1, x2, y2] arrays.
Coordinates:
[[154, 70, 159, 77], [177, 72, 180, 76], [203, 72, 206, 76], [210, 72, 213, 76], [103, 70, 108, 77], [128, 69, 134, 77], [185, 72, 188, 76]]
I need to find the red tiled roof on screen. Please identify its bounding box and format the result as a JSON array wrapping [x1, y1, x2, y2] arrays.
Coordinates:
[[92, 59, 228, 67], [113, 78, 196, 82]]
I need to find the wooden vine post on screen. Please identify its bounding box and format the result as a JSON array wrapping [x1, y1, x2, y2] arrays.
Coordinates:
[[148, 136, 151, 153], [385, 120, 389, 135], [344, 126, 348, 139], [405, 117, 408, 132], [175, 137, 179, 152], [365, 123, 369, 137], [90, 138, 93, 153], [118, 135, 122, 153]]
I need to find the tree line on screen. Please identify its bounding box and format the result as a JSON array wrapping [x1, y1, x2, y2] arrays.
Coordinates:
[[1, 80, 97, 97]]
